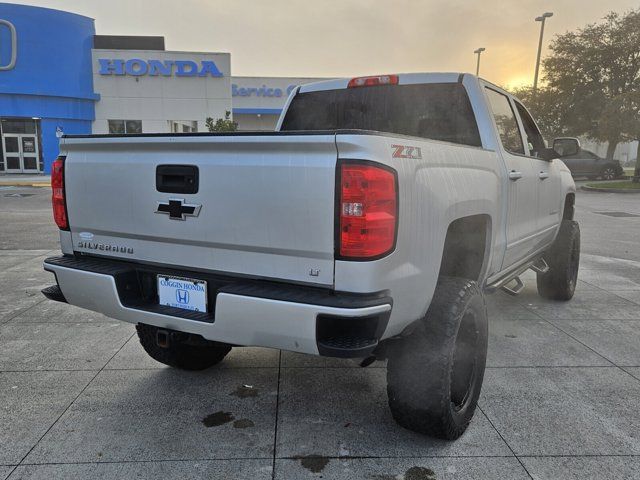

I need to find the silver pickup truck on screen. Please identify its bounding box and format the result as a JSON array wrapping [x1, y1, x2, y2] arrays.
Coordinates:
[[43, 72, 579, 440]]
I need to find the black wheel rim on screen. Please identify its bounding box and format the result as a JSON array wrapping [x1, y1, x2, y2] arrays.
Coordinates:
[[450, 310, 478, 411]]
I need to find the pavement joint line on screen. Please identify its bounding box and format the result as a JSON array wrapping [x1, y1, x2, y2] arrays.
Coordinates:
[[578, 276, 640, 295], [620, 368, 640, 384], [271, 350, 282, 480], [526, 307, 629, 372], [13, 458, 276, 467], [270, 366, 387, 369], [5, 258, 52, 274], [476, 405, 534, 480], [9, 366, 637, 374], [607, 289, 640, 305], [485, 365, 621, 369], [4, 321, 123, 325], [541, 317, 640, 321], [540, 317, 640, 322], [101, 366, 280, 371], [0, 369, 102, 373], [0, 250, 55, 256], [11, 331, 137, 473], [515, 454, 640, 458], [3, 261, 39, 270], [0, 298, 47, 325], [10, 455, 531, 466]]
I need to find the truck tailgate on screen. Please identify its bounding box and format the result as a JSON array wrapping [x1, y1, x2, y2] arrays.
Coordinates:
[[62, 134, 337, 286]]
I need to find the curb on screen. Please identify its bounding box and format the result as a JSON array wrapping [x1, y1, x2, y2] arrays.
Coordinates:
[[581, 185, 640, 194], [0, 182, 50, 187]]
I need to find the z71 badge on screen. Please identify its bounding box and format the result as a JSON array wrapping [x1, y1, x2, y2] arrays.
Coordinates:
[[391, 144, 422, 159]]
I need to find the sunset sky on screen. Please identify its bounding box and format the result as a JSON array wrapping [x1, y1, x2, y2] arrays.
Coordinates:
[[8, 0, 639, 88]]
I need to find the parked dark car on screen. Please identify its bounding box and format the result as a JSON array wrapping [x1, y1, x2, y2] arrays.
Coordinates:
[[560, 149, 624, 180]]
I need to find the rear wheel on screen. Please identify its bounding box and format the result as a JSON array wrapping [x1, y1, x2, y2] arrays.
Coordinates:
[[600, 166, 617, 180], [386, 277, 488, 440], [536, 219, 580, 301], [136, 324, 231, 370]]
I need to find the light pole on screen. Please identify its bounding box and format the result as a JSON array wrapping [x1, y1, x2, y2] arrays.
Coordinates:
[[474, 47, 486, 76], [533, 12, 553, 92]]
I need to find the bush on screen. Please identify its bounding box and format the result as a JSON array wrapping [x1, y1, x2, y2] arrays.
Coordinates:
[[205, 111, 238, 132]]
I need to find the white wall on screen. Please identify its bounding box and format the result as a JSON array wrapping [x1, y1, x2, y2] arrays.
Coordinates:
[[234, 113, 279, 131], [92, 50, 231, 134], [231, 76, 326, 130]]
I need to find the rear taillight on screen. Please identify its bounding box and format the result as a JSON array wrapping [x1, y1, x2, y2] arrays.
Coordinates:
[[51, 156, 69, 230], [338, 162, 398, 259], [347, 74, 399, 88]]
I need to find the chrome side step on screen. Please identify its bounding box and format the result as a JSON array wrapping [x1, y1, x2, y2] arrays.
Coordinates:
[[501, 276, 525, 296], [530, 257, 549, 274]]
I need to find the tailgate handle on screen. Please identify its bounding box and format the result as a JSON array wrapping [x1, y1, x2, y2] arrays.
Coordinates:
[[156, 165, 199, 194]]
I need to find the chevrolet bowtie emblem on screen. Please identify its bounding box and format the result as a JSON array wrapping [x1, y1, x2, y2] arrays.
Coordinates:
[[155, 199, 202, 220]]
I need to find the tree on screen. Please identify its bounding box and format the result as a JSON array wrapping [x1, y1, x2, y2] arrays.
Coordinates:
[[542, 9, 640, 160], [511, 86, 571, 140], [600, 91, 640, 181], [205, 111, 238, 132]]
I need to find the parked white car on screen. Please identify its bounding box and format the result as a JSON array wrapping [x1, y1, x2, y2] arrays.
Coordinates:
[[43, 72, 579, 440]]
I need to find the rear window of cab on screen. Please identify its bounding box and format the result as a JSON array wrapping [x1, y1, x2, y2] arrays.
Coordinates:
[[281, 82, 482, 147]]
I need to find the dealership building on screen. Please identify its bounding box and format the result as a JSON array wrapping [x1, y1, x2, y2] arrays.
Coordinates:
[[0, 3, 324, 174]]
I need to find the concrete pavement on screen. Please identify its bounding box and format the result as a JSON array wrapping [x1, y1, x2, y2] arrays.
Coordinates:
[[0, 175, 50, 187], [0, 186, 639, 479]]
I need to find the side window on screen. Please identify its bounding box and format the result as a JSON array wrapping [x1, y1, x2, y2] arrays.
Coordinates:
[[484, 88, 524, 155], [108, 120, 143, 134], [514, 101, 546, 158]]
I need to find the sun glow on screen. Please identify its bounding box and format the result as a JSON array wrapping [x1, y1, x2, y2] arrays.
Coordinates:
[[503, 74, 533, 91]]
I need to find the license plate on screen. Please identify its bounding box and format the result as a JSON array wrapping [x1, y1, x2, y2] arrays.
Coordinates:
[[157, 275, 208, 313]]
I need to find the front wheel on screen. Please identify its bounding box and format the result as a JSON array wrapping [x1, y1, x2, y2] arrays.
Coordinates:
[[386, 277, 488, 440], [536, 219, 580, 301]]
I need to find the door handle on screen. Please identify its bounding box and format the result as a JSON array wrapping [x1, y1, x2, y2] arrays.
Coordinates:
[[539, 171, 549, 180], [508, 170, 523, 181], [156, 165, 199, 194]]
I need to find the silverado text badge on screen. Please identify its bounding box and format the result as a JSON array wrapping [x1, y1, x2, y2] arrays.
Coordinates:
[[155, 198, 202, 220], [77, 241, 134, 254]]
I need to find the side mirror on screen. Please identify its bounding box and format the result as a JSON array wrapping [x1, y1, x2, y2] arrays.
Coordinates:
[[553, 137, 580, 157]]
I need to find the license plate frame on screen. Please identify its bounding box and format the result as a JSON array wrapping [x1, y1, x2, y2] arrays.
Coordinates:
[[157, 275, 208, 313]]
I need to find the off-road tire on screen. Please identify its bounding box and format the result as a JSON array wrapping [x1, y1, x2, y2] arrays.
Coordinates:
[[386, 277, 488, 440], [136, 324, 231, 370], [536, 219, 580, 301]]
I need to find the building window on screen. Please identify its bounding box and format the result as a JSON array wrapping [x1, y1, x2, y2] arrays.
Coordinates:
[[1, 119, 37, 134], [169, 120, 198, 133], [108, 120, 142, 134]]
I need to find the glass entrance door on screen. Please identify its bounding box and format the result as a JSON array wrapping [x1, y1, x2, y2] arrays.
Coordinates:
[[1, 134, 40, 173], [2, 135, 21, 173], [20, 135, 39, 172]]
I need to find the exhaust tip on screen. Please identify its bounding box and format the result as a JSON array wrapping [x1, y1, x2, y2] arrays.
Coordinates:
[[359, 355, 377, 368]]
